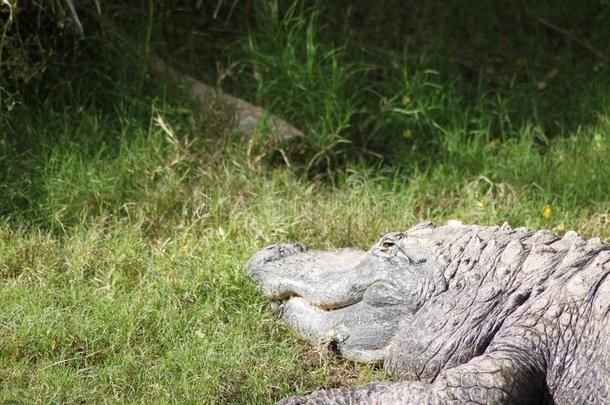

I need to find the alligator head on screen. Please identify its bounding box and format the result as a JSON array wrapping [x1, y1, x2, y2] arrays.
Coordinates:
[[248, 223, 448, 363], [249, 222, 610, 404]]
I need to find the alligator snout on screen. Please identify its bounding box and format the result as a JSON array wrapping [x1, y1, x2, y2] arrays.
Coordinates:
[[248, 243, 375, 309], [247, 241, 414, 362], [248, 242, 308, 272]]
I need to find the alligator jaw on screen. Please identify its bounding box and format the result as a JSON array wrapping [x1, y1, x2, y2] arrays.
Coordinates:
[[248, 242, 410, 363], [269, 294, 363, 315]]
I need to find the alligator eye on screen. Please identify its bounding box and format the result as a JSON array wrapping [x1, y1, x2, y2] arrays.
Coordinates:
[[381, 241, 395, 249]]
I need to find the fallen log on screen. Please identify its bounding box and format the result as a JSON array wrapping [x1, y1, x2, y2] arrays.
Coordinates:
[[149, 56, 304, 141], [75, 3, 303, 141]]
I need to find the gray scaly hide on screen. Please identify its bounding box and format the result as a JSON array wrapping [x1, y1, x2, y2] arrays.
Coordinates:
[[248, 222, 610, 404]]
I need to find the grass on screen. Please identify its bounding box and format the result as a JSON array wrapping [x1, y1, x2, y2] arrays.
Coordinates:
[[1, 0, 610, 402]]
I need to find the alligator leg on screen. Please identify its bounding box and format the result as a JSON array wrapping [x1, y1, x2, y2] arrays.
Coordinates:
[[277, 349, 547, 404]]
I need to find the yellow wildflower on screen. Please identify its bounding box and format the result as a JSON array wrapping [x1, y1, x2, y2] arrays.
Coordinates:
[[179, 245, 189, 256], [543, 204, 553, 218]]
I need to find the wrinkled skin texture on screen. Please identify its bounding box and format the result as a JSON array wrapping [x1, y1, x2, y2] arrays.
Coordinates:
[[248, 222, 610, 404]]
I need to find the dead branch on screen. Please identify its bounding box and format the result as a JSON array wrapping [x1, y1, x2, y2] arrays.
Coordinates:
[[76, 3, 303, 141], [537, 17, 609, 63], [149, 56, 304, 141]]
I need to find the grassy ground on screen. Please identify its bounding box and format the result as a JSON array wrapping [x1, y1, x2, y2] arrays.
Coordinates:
[[1, 1, 609, 402]]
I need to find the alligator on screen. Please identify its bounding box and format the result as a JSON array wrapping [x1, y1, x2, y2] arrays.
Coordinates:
[[248, 222, 610, 404]]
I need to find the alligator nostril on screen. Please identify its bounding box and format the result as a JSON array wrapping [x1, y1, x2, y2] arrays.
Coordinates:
[[248, 242, 308, 272], [268, 242, 308, 260], [275, 243, 308, 258]]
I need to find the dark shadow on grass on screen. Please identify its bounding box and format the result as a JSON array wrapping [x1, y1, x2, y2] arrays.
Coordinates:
[[324, 0, 610, 135], [1, 0, 609, 228]]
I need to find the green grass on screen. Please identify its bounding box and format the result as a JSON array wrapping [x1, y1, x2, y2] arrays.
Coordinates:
[[1, 0, 610, 402]]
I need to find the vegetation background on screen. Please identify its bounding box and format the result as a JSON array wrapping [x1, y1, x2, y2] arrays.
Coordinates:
[[0, 0, 609, 402]]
